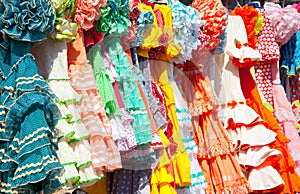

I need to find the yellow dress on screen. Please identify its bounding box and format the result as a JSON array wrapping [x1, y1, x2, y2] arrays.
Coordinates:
[[153, 4, 181, 62], [137, 3, 163, 58], [150, 61, 191, 194]]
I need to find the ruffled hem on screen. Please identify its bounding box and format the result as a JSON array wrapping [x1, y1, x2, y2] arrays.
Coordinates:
[[11, 147, 63, 190], [228, 124, 277, 149], [90, 134, 122, 172], [68, 61, 99, 91], [236, 146, 282, 167], [198, 139, 233, 159], [5, 91, 60, 140], [204, 183, 251, 194], [247, 166, 284, 191]]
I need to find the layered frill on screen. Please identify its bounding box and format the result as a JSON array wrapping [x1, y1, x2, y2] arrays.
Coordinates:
[[0, 0, 55, 42], [191, 0, 228, 51], [264, 2, 300, 46], [0, 48, 63, 193], [50, 0, 78, 42], [31, 37, 104, 189], [221, 100, 284, 191], [181, 61, 251, 194], [67, 31, 122, 172], [170, 1, 203, 64], [239, 66, 300, 194], [73, 0, 106, 31]]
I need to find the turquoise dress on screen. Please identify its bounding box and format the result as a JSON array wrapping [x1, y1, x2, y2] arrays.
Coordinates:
[[98, 0, 152, 145], [0, 0, 63, 193]]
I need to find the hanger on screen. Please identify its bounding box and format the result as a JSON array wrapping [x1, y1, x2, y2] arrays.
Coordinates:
[[235, 0, 242, 7], [248, 1, 263, 8]]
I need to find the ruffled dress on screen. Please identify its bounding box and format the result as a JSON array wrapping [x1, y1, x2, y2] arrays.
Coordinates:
[[169, 0, 203, 64], [214, 15, 285, 192], [0, 0, 64, 192], [31, 37, 104, 188], [150, 60, 191, 194], [249, 9, 300, 179], [180, 60, 251, 194], [103, 37, 152, 146], [98, 0, 153, 146], [168, 65, 207, 194], [87, 44, 139, 152], [67, 31, 122, 172], [264, 2, 300, 46], [191, 0, 227, 51]]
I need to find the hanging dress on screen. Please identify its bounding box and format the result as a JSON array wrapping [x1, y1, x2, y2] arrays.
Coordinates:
[[67, 31, 122, 172], [168, 65, 207, 194], [31, 37, 104, 188], [0, 0, 64, 192]]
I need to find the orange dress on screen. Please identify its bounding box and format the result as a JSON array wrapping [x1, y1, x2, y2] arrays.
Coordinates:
[[230, 6, 300, 193], [150, 60, 191, 194], [181, 61, 251, 194], [239, 67, 300, 194]]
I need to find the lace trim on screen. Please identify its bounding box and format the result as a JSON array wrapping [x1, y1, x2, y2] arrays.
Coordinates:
[[198, 140, 233, 159]]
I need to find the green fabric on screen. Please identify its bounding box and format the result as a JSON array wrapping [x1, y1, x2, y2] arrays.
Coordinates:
[[87, 45, 121, 115]]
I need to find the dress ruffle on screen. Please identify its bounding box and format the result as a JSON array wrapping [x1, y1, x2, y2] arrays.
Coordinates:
[[96, 0, 131, 36], [74, 0, 106, 31], [247, 165, 284, 191], [191, 0, 227, 51], [1, 93, 63, 193], [170, 1, 203, 64], [264, 2, 300, 46], [50, 0, 78, 42], [222, 103, 277, 148], [0, 0, 55, 42]]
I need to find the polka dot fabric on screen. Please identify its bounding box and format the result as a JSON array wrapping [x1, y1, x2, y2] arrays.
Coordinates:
[[255, 63, 274, 106], [255, 10, 281, 107], [257, 10, 280, 62]]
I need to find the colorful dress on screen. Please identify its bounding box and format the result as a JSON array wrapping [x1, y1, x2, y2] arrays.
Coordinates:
[[31, 37, 104, 188], [214, 15, 284, 192], [181, 60, 251, 194], [67, 31, 122, 172], [87, 44, 138, 152], [168, 65, 207, 194], [0, 0, 64, 192]]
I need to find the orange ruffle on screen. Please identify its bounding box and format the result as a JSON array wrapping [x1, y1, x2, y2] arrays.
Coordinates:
[[239, 67, 300, 193], [191, 0, 227, 51], [231, 5, 260, 67]]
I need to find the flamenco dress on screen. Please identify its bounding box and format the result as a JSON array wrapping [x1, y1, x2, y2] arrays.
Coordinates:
[[0, 0, 64, 192]]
